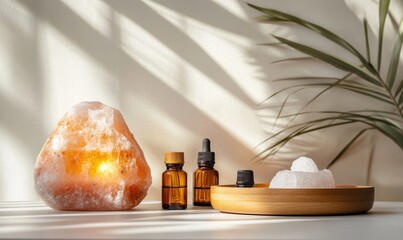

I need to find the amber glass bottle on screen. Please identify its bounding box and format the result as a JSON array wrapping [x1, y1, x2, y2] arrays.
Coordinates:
[[193, 139, 219, 206], [162, 152, 187, 210]]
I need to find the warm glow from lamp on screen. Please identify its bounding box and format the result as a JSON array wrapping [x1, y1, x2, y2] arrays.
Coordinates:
[[98, 161, 113, 173], [97, 160, 117, 178], [34, 101, 152, 210]]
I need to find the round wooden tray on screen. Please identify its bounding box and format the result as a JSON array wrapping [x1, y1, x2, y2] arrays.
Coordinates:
[[211, 184, 374, 215]]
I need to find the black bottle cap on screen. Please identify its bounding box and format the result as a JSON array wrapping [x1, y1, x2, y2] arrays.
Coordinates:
[[236, 170, 254, 187], [197, 138, 215, 166]]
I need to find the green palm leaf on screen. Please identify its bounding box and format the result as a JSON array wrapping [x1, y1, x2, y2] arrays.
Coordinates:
[[400, 90, 403, 106], [378, 0, 391, 71], [260, 82, 393, 107], [256, 121, 354, 161], [271, 57, 316, 64], [273, 76, 346, 82], [373, 121, 403, 148], [273, 35, 382, 86], [364, 18, 371, 63], [327, 128, 373, 168], [258, 112, 395, 149], [247, 3, 377, 75], [293, 73, 353, 118], [279, 110, 402, 123], [395, 79, 403, 97], [258, 42, 286, 47], [386, 19, 403, 89], [257, 113, 402, 162]]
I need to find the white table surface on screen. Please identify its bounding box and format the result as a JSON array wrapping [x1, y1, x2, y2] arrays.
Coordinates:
[[0, 201, 402, 239]]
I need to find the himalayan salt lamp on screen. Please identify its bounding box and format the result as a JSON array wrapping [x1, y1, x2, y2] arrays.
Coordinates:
[[34, 101, 152, 210]]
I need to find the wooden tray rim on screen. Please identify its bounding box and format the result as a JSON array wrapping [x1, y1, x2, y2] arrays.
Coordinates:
[[211, 184, 374, 191], [210, 183, 375, 215]]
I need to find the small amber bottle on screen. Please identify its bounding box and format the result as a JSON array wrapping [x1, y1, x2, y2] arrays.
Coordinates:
[[162, 152, 187, 210], [193, 138, 219, 206]]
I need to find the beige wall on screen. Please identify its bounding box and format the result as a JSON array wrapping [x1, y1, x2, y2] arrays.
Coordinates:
[[0, 0, 402, 202]]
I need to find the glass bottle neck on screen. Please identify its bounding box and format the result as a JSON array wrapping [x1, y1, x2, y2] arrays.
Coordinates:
[[197, 164, 214, 169], [166, 164, 183, 170]]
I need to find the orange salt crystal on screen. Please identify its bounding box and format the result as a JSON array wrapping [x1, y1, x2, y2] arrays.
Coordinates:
[[34, 101, 152, 210]]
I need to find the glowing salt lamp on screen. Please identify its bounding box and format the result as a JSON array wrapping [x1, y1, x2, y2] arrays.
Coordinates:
[[34, 101, 152, 210]]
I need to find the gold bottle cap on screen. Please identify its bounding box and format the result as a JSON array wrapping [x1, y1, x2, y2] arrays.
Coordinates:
[[164, 152, 184, 164]]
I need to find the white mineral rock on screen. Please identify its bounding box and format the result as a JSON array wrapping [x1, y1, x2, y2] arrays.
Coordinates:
[[290, 156, 318, 172], [270, 157, 335, 188]]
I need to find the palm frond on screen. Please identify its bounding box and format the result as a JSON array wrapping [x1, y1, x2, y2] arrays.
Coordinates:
[[395, 79, 403, 98], [257, 110, 402, 161], [378, 0, 391, 71], [271, 57, 316, 64], [247, 3, 377, 75], [364, 18, 371, 63], [294, 72, 353, 117], [327, 128, 374, 168], [248, 1, 403, 163], [278, 110, 403, 123], [400, 90, 403, 106], [259, 112, 396, 148], [272, 76, 347, 82], [256, 121, 354, 161], [271, 87, 307, 128], [259, 79, 392, 128], [255, 15, 287, 23], [386, 19, 403, 89], [261, 82, 394, 107], [258, 42, 285, 47], [273, 35, 382, 86], [372, 120, 403, 148]]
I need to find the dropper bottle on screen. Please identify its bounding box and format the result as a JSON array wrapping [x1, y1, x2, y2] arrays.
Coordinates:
[[193, 138, 219, 206]]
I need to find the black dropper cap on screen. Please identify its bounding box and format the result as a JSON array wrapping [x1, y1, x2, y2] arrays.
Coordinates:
[[236, 170, 254, 187], [197, 138, 215, 166]]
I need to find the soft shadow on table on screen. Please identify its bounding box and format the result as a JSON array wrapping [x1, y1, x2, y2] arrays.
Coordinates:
[[1, 202, 402, 239], [0, 202, 307, 238], [366, 210, 403, 216]]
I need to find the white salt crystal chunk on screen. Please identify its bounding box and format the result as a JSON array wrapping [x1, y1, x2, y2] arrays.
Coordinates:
[[270, 169, 335, 188], [269, 170, 296, 188], [291, 156, 318, 172], [51, 135, 65, 151]]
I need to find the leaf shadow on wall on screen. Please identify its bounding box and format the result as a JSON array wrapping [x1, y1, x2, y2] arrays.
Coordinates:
[[13, 0, 285, 199], [0, 3, 46, 199]]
